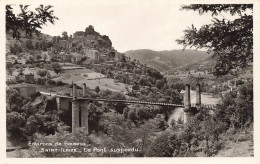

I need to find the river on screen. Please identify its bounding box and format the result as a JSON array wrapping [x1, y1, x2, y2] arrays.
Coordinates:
[[167, 90, 220, 124]]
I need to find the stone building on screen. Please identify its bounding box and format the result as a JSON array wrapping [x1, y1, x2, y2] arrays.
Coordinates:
[[84, 49, 100, 62], [73, 31, 84, 38], [19, 86, 36, 97], [71, 52, 84, 64]]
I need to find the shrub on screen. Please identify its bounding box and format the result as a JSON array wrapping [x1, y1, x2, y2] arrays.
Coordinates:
[[146, 130, 180, 157], [37, 69, 48, 77], [7, 112, 26, 134], [56, 80, 65, 86]]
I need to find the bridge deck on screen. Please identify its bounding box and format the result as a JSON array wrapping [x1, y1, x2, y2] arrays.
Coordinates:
[[40, 92, 216, 108]]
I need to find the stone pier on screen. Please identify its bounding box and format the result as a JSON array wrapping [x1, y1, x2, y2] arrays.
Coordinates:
[[71, 83, 89, 134], [72, 100, 79, 134], [81, 83, 89, 134]]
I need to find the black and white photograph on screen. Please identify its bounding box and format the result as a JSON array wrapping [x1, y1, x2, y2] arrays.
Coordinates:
[[2, 0, 259, 161]]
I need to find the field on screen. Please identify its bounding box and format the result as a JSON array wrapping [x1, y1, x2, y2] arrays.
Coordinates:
[[52, 68, 127, 93]]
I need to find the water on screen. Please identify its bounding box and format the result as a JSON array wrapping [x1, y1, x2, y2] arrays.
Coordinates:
[[167, 90, 220, 125], [167, 107, 184, 125]]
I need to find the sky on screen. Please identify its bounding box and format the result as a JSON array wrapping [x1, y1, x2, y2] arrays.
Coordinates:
[[10, 0, 242, 52]]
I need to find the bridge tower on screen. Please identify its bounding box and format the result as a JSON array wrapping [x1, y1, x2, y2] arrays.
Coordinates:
[[71, 83, 89, 134], [183, 84, 200, 124], [72, 83, 79, 134], [183, 84, 194, 124], [81, 83, 89, 134], [183, 84, 191, 124], [196, 83, 201, 106]]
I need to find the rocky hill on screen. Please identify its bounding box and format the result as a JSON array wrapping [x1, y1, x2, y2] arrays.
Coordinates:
[[71, 25, 113, 54]]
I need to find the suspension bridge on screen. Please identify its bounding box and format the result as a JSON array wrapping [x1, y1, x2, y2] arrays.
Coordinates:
[[40, 83, 216, 134]]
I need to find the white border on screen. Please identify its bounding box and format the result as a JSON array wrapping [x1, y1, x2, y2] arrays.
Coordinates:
[[0, 0, 259, 163]]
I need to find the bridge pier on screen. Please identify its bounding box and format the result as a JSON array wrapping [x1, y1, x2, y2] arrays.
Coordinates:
[[72, 99, 79, 134], [81, 83, 89, 135], [72, 83, 79, 134], [71, 83, 90, 134]]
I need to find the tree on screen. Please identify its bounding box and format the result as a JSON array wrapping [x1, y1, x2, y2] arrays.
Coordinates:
[[146, 130, 176, 157], [37, 69, 48, 77], [62, 31, 68, 40], [95, 86, 100, 95], [107, 92, 127, 114], [6, 112, 26, 138], [36, 54, 42, 60], [177, 4, 253, 76], [10, 43, 22, 54], [51, 62, 62, 74], [52, 36, 57, 43], [6, 88, 23, 110], [6, 5, 58, 40], [216, 81, 253, 129], [24, 40, 34, 50]]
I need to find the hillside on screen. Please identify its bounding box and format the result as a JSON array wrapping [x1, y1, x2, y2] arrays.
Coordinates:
[[124, 49, 213, 72], [6, 31, 52, 53]]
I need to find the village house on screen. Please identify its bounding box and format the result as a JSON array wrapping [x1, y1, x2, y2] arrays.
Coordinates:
[[84, 49, 100, 62], [56, 51, 66, 61], [41, 51, 51, 62], [59, 40, 72, 49], [9, 84, 37, 98], [73, 31, 84, 38], [105, 60, 115, 66], [115, 52, 126, 62], [62, 53, 72, 62], [71, 52, 84, 63], [20, 85, 36, 97]]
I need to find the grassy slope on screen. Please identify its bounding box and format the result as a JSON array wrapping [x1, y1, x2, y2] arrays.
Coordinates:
[[215, 125, 254, 157], [124, 49, 212, 72]]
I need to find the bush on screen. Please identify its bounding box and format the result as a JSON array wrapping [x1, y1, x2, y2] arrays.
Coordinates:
[[7, 112, 26, 134], [56, 80, 65, 86], [52, 62, 62, 74], [37, 69, 48, 77], [146, 130, 179, 157]]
